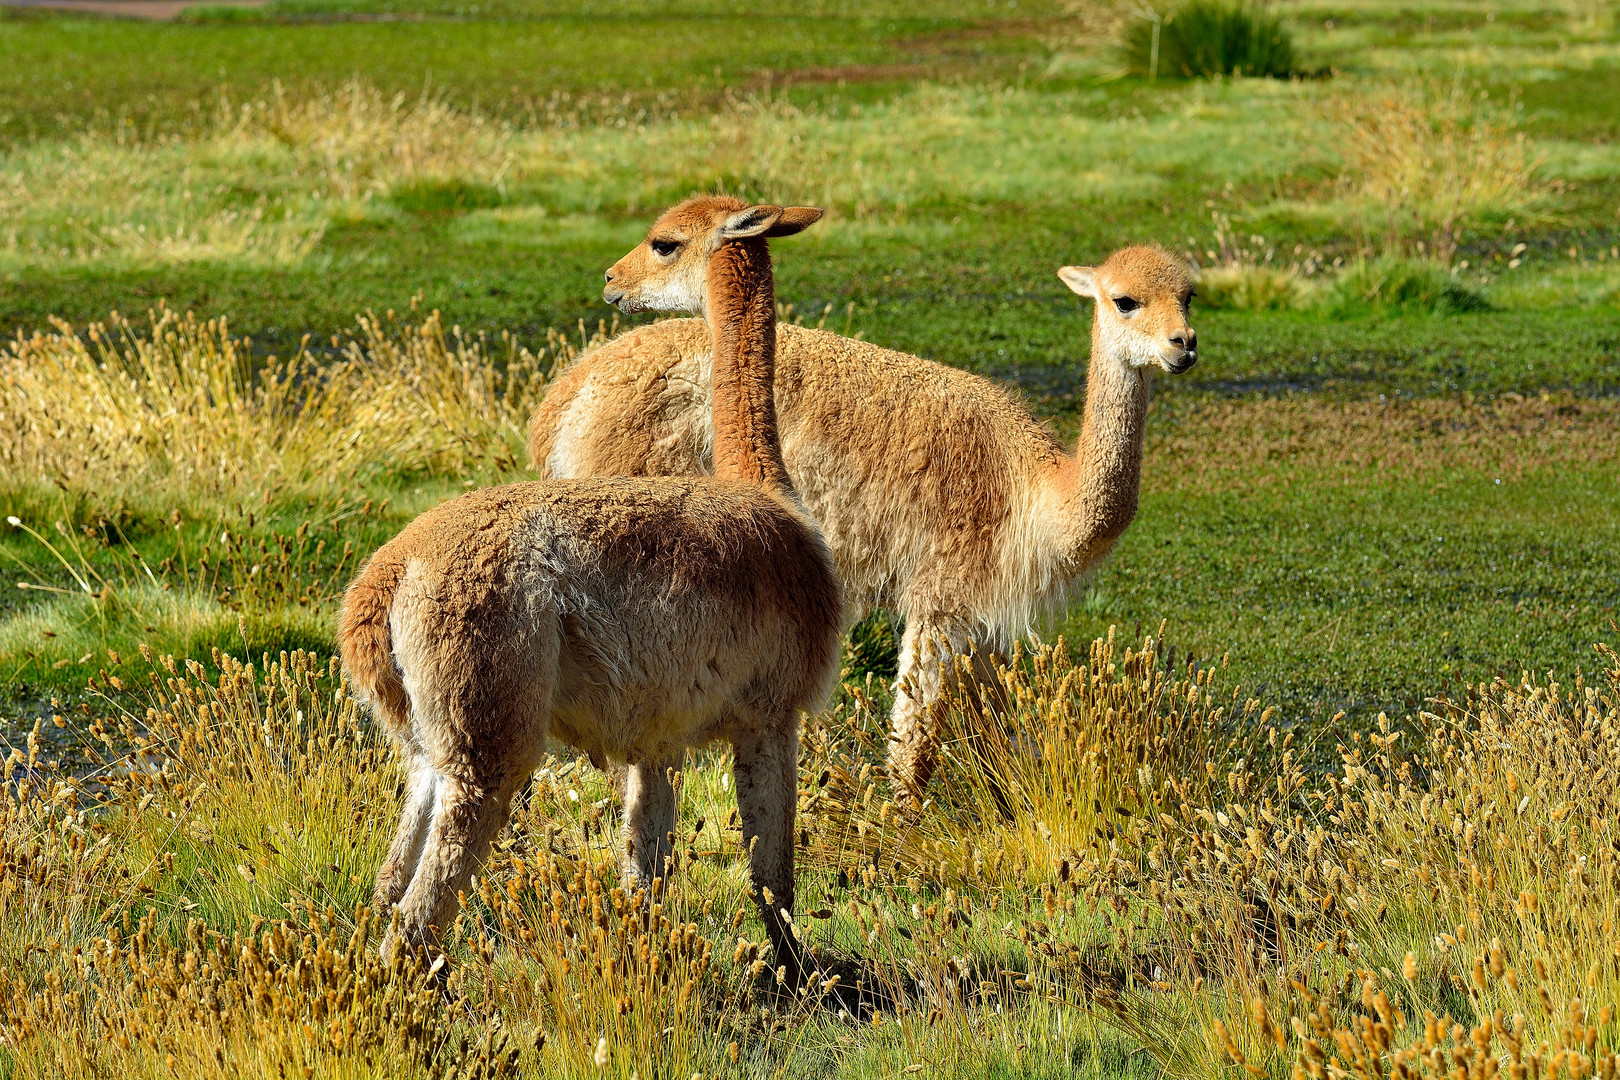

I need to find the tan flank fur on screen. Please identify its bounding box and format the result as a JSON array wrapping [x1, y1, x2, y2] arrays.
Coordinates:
[[339, 196, 839, 979], [528, 245, 1197, 793]]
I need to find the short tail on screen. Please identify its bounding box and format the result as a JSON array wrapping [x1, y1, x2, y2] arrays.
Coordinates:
[[339, 553, 411, 736]]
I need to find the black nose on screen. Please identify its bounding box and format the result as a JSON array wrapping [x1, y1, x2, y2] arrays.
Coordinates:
[[1169, 328, 1196, 351], [604, 269, 615, 283]]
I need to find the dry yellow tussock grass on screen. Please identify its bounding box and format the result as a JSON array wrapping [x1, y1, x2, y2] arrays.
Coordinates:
[[802, 634, 1235, 900], [797, 627, 1620, 1077], [0, 139, 327, 267], [245, 81, 514, 203], [0, 307, 561, 500], [0, 906, 519, 1080], [922, 633, 1237, 889], [453, 842, 744, 1074], [0, 650, 525, 1078], [6, 622, 1619, 1076], [792, 632, 1262, 1037], [523, 79, 1281, 220], [1095, 646, 1620, 1077], [0, 76, 1554, 273], [1330, 81, 1547, 258], [0, 646, 890, 1075], [1281, 967, 1619, 1080], [1194, 263, 1312, 311]]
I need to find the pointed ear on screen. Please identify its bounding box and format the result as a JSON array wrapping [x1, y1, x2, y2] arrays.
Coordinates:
[[719, 204, 785, 240], [763, 205, 823, 237], [1057, 266, 1098, 299]]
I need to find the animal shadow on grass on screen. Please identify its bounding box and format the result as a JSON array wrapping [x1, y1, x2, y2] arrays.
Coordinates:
[[754, 947, 899, 1021], [776, 941, 1171, 1024]]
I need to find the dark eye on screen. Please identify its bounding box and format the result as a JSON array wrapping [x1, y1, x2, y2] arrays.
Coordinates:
[[650, 239, 679, 257], [1112, 296, 1139, 313]]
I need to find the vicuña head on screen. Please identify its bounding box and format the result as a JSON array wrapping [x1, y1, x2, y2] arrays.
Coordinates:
[[604, 195, 823, 316], [1058, 245, 1198, 375]]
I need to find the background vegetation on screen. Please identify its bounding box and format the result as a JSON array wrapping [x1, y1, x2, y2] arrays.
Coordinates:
[[0, 0, 1615, 1075]]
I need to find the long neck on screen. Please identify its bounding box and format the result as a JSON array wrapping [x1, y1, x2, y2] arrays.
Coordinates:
[[706, 237, 794, 496], [1051, 319, 1152, 573]]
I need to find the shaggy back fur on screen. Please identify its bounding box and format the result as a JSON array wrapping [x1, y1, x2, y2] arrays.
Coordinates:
[[340, 196, 839, 982], [527, 244, 1196, 795]]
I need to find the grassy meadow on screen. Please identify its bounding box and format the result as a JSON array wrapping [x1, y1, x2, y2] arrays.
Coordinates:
[[0, 0, 1618, 1075]]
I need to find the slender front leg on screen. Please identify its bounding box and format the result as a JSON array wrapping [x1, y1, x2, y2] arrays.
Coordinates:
[[621, 755, 680, 888], [730, 714, 802, 986]]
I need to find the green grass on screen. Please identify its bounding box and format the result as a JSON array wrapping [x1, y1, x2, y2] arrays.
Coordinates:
[[1060, 428, 1620, 727], [0, 12, 1047, 144], [11, 231, 1617, 398]]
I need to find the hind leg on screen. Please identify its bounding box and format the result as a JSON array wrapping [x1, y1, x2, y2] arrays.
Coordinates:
[[383, 764, 534, 962], [380, 646, 556, 962], [620, 753, 681, 888], [375, 748, 439, 916], [730, 710, 802, 985]]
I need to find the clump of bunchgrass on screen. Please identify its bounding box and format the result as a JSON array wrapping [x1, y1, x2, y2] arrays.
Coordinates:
[[0, 648, 396, 941], [0, 646, 521, 1077], [120, 647, 395, 929], [1324, 257, 1490, 315], [0, 903, 520, 1079], [0, 306, 566, 503], [1118, 1, 1298, 80], [1190, 214, 1321, 311], [1277, 967, 1620, 1080], [246, 80, 514, 206], [450, 819, 756, 1076], [1197, 263, 1311, 310], [0, 303, 613, 690], [1090, 642, 1620, 1077], [797, 634, 1250, 932], [920, 631, 1247, 889], [1331, 81, 1546, 261]]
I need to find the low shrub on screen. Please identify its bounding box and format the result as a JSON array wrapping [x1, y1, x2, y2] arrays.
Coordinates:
[[1118, 1, 1298, 80], [1326, 257, 1490, 315]]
